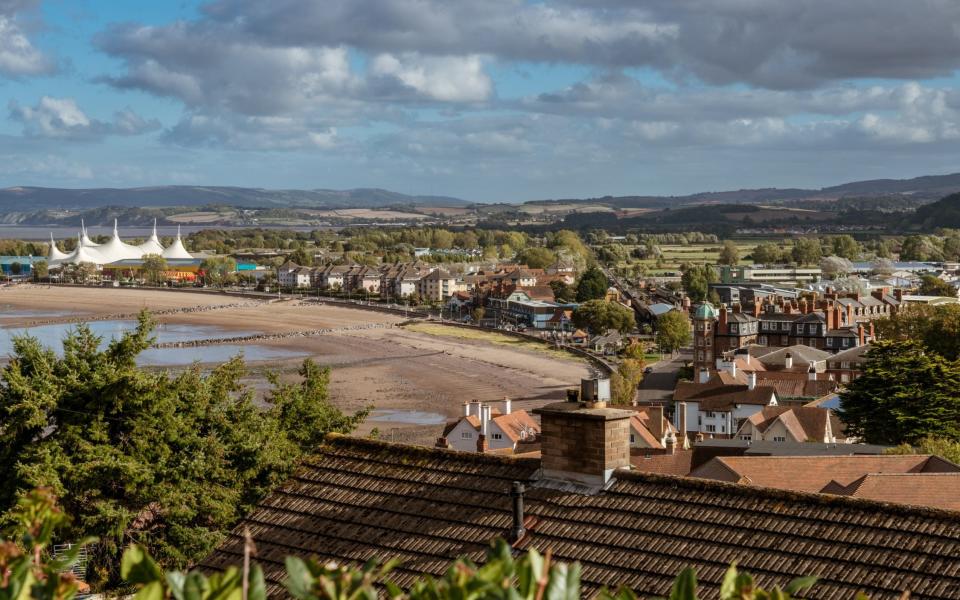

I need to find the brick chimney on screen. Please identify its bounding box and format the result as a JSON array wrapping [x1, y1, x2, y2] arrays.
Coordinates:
[[858, 324, 865, 346], [534, 401, 633, 487], [648, 406, 665, 440], [718, 304, 728, 333], [752, 298, 762, 318], [825, 302, 835, 330], [477, 434, 488, 453], [678, 401, 688, 440]]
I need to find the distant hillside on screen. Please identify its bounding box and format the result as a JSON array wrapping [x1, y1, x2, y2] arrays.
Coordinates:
[[0, 186, 469, 212], [527, 172, 960, 209], [910, 192, 960, 229]]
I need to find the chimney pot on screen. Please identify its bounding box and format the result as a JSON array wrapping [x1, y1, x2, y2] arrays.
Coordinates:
[[784, 352, 793, 369], [503, 397, 512, 415], [747, 371, 757, 390]]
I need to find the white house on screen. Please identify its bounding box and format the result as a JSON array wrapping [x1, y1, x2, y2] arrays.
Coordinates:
[[441, 399, 539, 454], [673, 370, 779, 440]]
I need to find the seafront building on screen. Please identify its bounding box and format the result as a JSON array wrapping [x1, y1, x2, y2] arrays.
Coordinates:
[[47, 221, 195, 267]]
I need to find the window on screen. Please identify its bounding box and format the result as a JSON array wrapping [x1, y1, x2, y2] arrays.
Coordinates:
[[740, 435, 752, 441], [705, 411, 716, 418], [630, 434, 636, 443], [773, 436, 786, 442], [730, 324, 738, 334], [826, 338, 833, 347], [705, 425, 717, 433], [841, 361, 851, 369], [492, 433, 503, 440], [782, 322, 791, 331], [461, 432, 473, 439], [842, 338, 851, 347], [808, 324, 818, 334], [759, 335, 767, 345]]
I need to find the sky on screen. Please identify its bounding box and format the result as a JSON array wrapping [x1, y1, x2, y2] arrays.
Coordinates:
[[2, 0, 960, 202]]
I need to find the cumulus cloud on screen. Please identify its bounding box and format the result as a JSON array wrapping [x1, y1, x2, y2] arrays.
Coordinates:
[[163, 111, 340, 151], [0, 0, 54, 77], [9, 97, 161, 139]]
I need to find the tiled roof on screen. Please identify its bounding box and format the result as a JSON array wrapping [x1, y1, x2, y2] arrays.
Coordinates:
[[742, 406, 838, 442], [629, 449, 694, 475], [673, 379, 777, 411], [202, 435, 960, 599], [754, 372, 838, 399], [691, 455, 960, 493], [824, 473, 960, 512]]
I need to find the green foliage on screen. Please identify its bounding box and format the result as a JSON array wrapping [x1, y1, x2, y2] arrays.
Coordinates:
[[549, 280, 577, 303], [874, 304, 960, 360], [918, 275, 956, 297], [839, 339, 960, 445], [717, 240, 739, 266], [573, 300, 635, 334], [516, 247, 557, 270], [200, 256, 238, 287], [790, 237, 822, 266], [33, 260, 49, 280], [141, 254, 168, 285], [0, 312, 364, 589], [575, 267, 608, 302], [611, 359, 644, 405], [899, 235, 942, 261], [831, 235, 861, 260], [288, 248, 314, 267], [680, 264, 717, 303], [656, 311, 691, 354], [885, 436, 960, 464]]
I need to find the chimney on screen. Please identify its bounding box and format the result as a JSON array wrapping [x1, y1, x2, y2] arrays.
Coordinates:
[[435, 436, 450, 449], [894, 288, 904, 301], [732, 302, 742, 314], [481, 404, 491, 436], [753, 298, 762, 318], [534, 400, 633, 487], [509, 481, 526, 543], [470, 400, 481, 417], [648, 406, 665, 440], [678, 401, 688, 436], [463, 402, 471, 417], [665, 432, 676, 455], [747, 371, 757, 390], [503, 397, 512, 415], [808, 362, 817, 381], [580, 377, 611, 408], [699, 368, 710, 384], [477, 434, 488, 453], [784, 352, 793, 370], [718, 304, 728, 333], [858, 324, 865, 346]]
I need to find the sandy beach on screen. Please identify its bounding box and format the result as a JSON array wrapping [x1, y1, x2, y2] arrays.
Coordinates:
[[0, 285, 590, 445]]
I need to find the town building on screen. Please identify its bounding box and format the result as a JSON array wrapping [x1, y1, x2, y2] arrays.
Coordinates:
[[439, 399, 539, 454]]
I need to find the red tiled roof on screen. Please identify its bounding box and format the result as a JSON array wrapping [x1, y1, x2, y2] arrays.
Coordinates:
[[824, 473, 960, 512]]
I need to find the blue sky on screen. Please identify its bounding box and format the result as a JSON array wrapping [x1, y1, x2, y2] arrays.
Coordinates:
[[2, 0, 960, 202]]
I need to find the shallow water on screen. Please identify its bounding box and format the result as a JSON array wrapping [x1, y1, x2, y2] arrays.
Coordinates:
[[0, 319, 306, 366], [0, 305, 75, 319], [367, 409, 448, 425]]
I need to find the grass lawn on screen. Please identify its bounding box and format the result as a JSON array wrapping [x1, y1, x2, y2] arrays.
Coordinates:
[[402, 322, 584, 362]]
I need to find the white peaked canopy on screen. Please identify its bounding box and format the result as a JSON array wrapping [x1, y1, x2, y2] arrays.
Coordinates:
[[47, 233, 69, 262], [161, 226, 193, 259], [80, 220, 101, 247], [138, 219, 165, 255], [96, 219, 144, 262], [61, 234, 104, 265]]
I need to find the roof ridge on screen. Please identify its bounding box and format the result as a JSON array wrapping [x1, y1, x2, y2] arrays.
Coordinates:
[[614, 467, 960, 519], [321, 432, 541, 468]]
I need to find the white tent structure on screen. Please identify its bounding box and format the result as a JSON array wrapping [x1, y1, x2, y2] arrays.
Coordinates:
[[161, 226, 192, 260], [48, 221, 193, 267], [47, 233, 69, 262], [80, 220, 101, 247], [96, 219, 147, 262], [137, 219, 165, 255]]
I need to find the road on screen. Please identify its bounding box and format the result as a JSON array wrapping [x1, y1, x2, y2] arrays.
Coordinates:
[[637, 349, 690, 404]]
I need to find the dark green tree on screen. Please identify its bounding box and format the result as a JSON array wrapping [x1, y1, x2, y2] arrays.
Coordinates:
[[572, 299, 635, 334], [575, 267, 608, 302], [680, 264, 717, 302], [791, 238, 822, 266], [831, 235, 861, 260], [0, 312, 364, 588], [874, 303, 960, 360], [549, 280, 577, 303], [839, 340, 960, 445], [656, 311, 692, 354], [918, 275, 956, 297]]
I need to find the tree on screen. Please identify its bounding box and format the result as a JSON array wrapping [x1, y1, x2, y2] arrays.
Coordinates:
[[575, 267, 608, 302], [875, 303, 960, 360], [516, 247, 557, 269], [200, 256, 237, 287], [885, 436, 960, 464], [611, 358, 644, 404], [141, 253, 168, 285], [0, 312, 365, 587], [471, 306, 485, 323], [572, 299, 635, 334], [288, 248, 313, 266], [656, 311, 691, 354], [751, 242, 781, 265], [918, 274, 956, 297], [549, 280, 576, 303], [791, 237, 822, 266], [831, 235, 860, 260], [871, 258, 895, 277], [680, 264, 717, 302], [899, 235, 942, 261], [9, 261, 22, 276], [32, 259, 48, 281], [838, 340, 960, 445], [718, 241, 739, 266], [820, 255, 853, 278]]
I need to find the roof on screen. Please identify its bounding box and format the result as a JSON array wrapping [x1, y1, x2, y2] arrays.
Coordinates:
[[829, 344, 871, 363], [629, 449, 693, 475], [754, 372, 838, 399], [825, 472, 960, 512], [202, 435, 960, 599], [752, 345, 831, 368], [690, 455, 960, 493], [674, 377, 778, 410], [693, 302, 718, 320], [741, 406, 839, 441]]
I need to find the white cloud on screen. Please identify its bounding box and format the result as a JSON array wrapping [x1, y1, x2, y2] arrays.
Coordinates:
[[9, 97, 160, 139], [371, 53, 492, 102], [0, 1, 53, 77]]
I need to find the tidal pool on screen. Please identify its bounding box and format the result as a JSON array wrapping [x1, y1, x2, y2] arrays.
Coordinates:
[[367, 409, 448, 425], [0, 320, 306, 366]]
